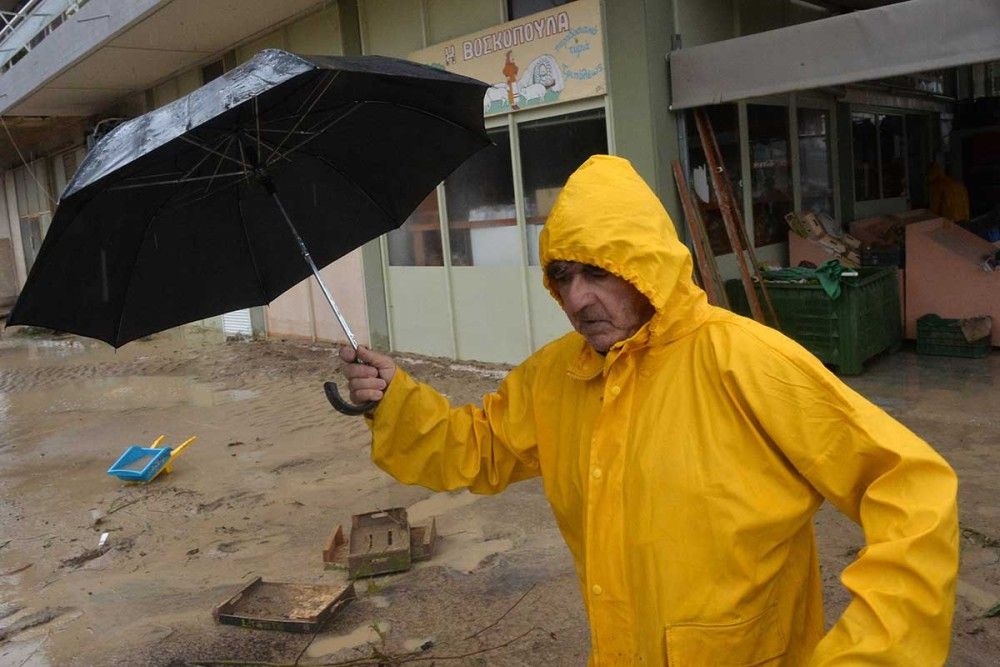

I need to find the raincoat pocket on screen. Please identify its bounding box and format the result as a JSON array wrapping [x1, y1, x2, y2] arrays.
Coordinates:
[[664, 605, 787, 666]]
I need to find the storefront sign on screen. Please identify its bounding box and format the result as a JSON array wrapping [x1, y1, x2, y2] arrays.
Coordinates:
[[409, 0, 605, 116]]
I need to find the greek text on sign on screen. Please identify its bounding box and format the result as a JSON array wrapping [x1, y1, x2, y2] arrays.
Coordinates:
[[409, 0, 605, 116]]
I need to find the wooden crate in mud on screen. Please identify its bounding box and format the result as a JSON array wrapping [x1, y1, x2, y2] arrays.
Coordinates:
[[348, 507, 412, 578], [213, 577, 355, 632]]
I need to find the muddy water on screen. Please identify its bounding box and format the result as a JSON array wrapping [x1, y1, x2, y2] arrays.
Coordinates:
[[306, 619, 390, 657], [1, 326, 998, 666], [0, 327, 586, 666]]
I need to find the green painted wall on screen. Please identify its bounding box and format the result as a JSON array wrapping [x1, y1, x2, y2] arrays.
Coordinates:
[[605, 0, 680, 233]]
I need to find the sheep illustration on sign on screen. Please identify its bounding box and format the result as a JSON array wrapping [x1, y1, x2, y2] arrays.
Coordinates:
[[483, 54, 565, 114]]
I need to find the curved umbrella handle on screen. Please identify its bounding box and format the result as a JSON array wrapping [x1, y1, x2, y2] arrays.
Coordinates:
[[324, 381, 378, 416]]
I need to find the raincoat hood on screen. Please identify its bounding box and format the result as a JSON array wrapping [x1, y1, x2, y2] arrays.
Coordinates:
[[928, 161, 946, 182], [539, 155, 710, 346]]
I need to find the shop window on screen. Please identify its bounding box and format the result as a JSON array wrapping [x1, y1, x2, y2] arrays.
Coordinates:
[[444, 128, 517, 266], [508, 0, 575, 20], [798, 107, 834, 217], [879, 115, 906, 198], [852, 113, 879, 201], [518, 109, 607, 265], [387, 192, 444, 266], [852, 112, 907, 202], [685, 104, 741, 254], [748, 104, 793, 247]]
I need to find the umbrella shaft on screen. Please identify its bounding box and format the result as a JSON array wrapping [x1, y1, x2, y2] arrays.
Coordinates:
[[270, 192, 360, 351]]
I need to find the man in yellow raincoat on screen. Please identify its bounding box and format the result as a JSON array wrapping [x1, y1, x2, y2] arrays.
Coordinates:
[[339, 155, 958, 665], [928, 161, 970, 223]]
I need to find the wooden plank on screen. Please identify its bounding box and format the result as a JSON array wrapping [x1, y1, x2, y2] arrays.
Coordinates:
[[671, 160, 727, 308], [693, 109, 779, 326]]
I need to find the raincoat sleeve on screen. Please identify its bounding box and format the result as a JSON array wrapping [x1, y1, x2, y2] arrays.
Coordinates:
[[725, 340, 958, 665], [364, 365, 540, 495]]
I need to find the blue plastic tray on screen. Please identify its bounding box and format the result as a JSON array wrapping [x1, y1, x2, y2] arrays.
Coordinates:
[[107, 445, 171, 482]]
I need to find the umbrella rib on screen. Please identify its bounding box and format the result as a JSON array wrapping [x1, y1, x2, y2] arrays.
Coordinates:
[[109, 134, 239, 192], [239, 129, 293, 166], [201, 135, 238, 196], [254, 95, 262, 166], [179, 135, 249, 172], [293, 68, 338, 117], [371, 99, 488, 137], [112, 196, 176, 347], [268, 71, 340, 161], [235, 185, 269, 303], [107, 172, 246, 192], [265, 102, 362, 166], [162, 173, 249, 212], [264, 100, 486, 168], [293, 151, 395, 223]]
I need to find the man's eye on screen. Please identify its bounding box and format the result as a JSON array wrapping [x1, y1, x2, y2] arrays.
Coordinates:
[[546, 264, 569, 282], [584, 266, 608, 278]]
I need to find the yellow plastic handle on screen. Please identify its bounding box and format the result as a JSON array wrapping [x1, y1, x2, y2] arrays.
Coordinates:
[[158, 436, 197, 477], [168, 436, 197, 460], [150, 435, 166, 448]]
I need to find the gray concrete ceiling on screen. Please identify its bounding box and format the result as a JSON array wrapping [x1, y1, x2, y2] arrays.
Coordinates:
[[0, 0, 325, 169], [1, 0, 325, 117]]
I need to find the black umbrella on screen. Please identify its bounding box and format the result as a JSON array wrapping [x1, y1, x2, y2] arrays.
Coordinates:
[[7, 49, 489, 414]]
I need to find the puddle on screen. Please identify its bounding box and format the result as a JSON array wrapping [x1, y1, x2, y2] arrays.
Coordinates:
[[0, 636, 51, 666], [0, 337, 88, 360], [307, 620, 390, 657], [1, 377, 258, 415], [407, 490, 480, 523], [432, 534, 513, 574], [402, 636, 435, 652]]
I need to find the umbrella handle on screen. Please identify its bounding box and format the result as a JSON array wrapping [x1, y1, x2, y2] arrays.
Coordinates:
[[324, 381, 378, 416]]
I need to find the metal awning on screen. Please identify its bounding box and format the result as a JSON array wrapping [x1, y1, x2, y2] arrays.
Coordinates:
[[669, 0, 1000, 110]]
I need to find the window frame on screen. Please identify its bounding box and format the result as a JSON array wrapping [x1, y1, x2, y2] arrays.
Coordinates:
[[850, 105, 910, 218]]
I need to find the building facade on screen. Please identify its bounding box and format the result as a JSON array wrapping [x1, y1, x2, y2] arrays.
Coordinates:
[[0, 0, 996, 363]]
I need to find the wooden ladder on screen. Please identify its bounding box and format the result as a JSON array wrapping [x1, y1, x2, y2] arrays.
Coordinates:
[[692, 108, 779, 327]]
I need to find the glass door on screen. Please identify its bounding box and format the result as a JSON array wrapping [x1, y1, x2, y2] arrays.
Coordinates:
[[852, 111, 909, 218]]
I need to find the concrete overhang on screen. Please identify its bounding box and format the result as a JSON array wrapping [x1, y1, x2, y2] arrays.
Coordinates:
[[669, 0, 1000, 110], [0, 0, 326, 117]]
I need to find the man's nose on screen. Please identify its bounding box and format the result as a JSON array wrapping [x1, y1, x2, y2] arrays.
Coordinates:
[[562, 276, 594, 312]]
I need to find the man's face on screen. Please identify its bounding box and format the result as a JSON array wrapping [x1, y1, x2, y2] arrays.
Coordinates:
[[546, 260, 654, 354]]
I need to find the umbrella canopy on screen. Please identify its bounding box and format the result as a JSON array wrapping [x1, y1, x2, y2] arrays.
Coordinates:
[[7, 49, 489, 347]]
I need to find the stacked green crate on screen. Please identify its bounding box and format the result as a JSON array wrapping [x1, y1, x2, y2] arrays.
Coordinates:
[[916, 315, 991, 358], [725, 267, 902, 375]]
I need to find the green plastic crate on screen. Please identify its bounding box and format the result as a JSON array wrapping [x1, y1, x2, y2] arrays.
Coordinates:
[[725, 267, 902, 375], [916, 314, 991, 358]]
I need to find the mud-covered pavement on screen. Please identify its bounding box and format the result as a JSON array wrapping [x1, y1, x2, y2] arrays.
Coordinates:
[[0, 325, 997, 666]]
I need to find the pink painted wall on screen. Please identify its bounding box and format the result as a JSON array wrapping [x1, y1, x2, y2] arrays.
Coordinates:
[[265, 248, 370, 346], [905, 219, 1000, 345]]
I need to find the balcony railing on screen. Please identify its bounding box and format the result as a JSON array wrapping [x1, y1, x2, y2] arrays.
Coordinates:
[[0, 0, 89, 74]]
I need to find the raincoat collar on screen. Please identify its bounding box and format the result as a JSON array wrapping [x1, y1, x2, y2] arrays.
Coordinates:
[[540, 155, 711, 376]]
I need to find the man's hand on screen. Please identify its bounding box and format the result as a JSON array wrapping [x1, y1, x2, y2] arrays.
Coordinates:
[[338, 346, 397, 403]]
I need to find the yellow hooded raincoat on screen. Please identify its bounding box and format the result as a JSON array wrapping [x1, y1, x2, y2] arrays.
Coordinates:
[[367, 156, 959, 665], [928, 162, 970, 223]]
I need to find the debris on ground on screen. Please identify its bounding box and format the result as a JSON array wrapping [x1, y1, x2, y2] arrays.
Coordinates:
[[59, 547, 109, 569], [322, 525, 346, 570], [213, 577, 355, 633], [0, 607, 73, 641], [0, 563, 32, 577], [347, 508, 438, 579]]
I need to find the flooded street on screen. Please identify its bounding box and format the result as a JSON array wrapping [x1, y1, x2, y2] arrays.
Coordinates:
[[0, 326, 998, 665]]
